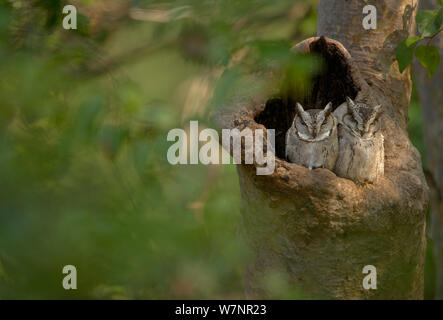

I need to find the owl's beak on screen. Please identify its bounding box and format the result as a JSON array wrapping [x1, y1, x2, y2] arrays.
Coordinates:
[[307, 127, 316, 138]]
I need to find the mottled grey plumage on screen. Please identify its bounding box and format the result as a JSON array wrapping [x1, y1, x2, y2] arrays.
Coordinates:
[[286, 102, 338, 170], [333, 97, 384, 184]]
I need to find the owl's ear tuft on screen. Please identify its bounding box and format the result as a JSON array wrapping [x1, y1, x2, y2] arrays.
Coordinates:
[[296, 103, 305, 114], [323, 102, 333, 116], [296, 102, 311, 125], [346, 96, 355, 108], [371, 105, 382, 123], [347, 96, 363, 123]]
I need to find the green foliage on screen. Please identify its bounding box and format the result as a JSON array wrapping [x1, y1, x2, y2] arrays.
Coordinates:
[[396, 5, 443, 77], [415, 45, 440, 77], [436, 7, 443, 30], [0, 0, 321, 299], [416, 10, 440, 36], [396, 36, 421, 73]]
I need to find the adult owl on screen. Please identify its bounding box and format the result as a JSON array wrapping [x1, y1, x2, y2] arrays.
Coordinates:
[[286, 102, 338, 170], [333, 97, 384, 184]]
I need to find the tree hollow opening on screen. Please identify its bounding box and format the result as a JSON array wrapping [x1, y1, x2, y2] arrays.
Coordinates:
[[254, 37, 361, 159]]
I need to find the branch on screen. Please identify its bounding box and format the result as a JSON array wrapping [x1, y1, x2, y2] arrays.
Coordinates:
[[426, 27, 443, 45], [78, 38, 176, 78]]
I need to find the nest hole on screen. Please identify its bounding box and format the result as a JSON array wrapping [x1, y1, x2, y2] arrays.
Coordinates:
[[254, 37, 360, 159]]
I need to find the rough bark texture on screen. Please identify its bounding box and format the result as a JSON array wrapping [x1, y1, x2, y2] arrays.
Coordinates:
[[214, 0, 429, 299], [414, 0, 443, 300]]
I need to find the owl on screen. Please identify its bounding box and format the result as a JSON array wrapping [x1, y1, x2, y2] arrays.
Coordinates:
[[285, 102, 339, 170], [333, 97, 384, 184]]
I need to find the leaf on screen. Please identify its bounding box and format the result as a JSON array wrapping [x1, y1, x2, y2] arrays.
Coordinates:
[[404, 36, 422, 47], [396, 37, 420, 73], [416, 10, 439, 36], [439, 0, 443, 6], [251, 40, 293, 64], [98, 125, 128, 160], [435, 7, 443, 29], [415, 45, 441, 77], [212, 68, 240, 109]]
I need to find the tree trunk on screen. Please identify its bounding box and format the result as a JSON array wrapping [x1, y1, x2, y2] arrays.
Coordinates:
[[214, 0, 428, 299], [414, 0, 443, 300]]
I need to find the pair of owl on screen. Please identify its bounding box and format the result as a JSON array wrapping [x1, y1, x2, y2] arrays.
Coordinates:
[[285, 97, 384, 184]]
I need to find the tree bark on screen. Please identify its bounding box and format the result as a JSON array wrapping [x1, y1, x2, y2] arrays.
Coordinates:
[[414, 0, 443, 300], [214, 0, 428, 299]]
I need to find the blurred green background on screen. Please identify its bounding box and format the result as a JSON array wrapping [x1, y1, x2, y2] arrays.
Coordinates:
[[0, 0, 434, 299]]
